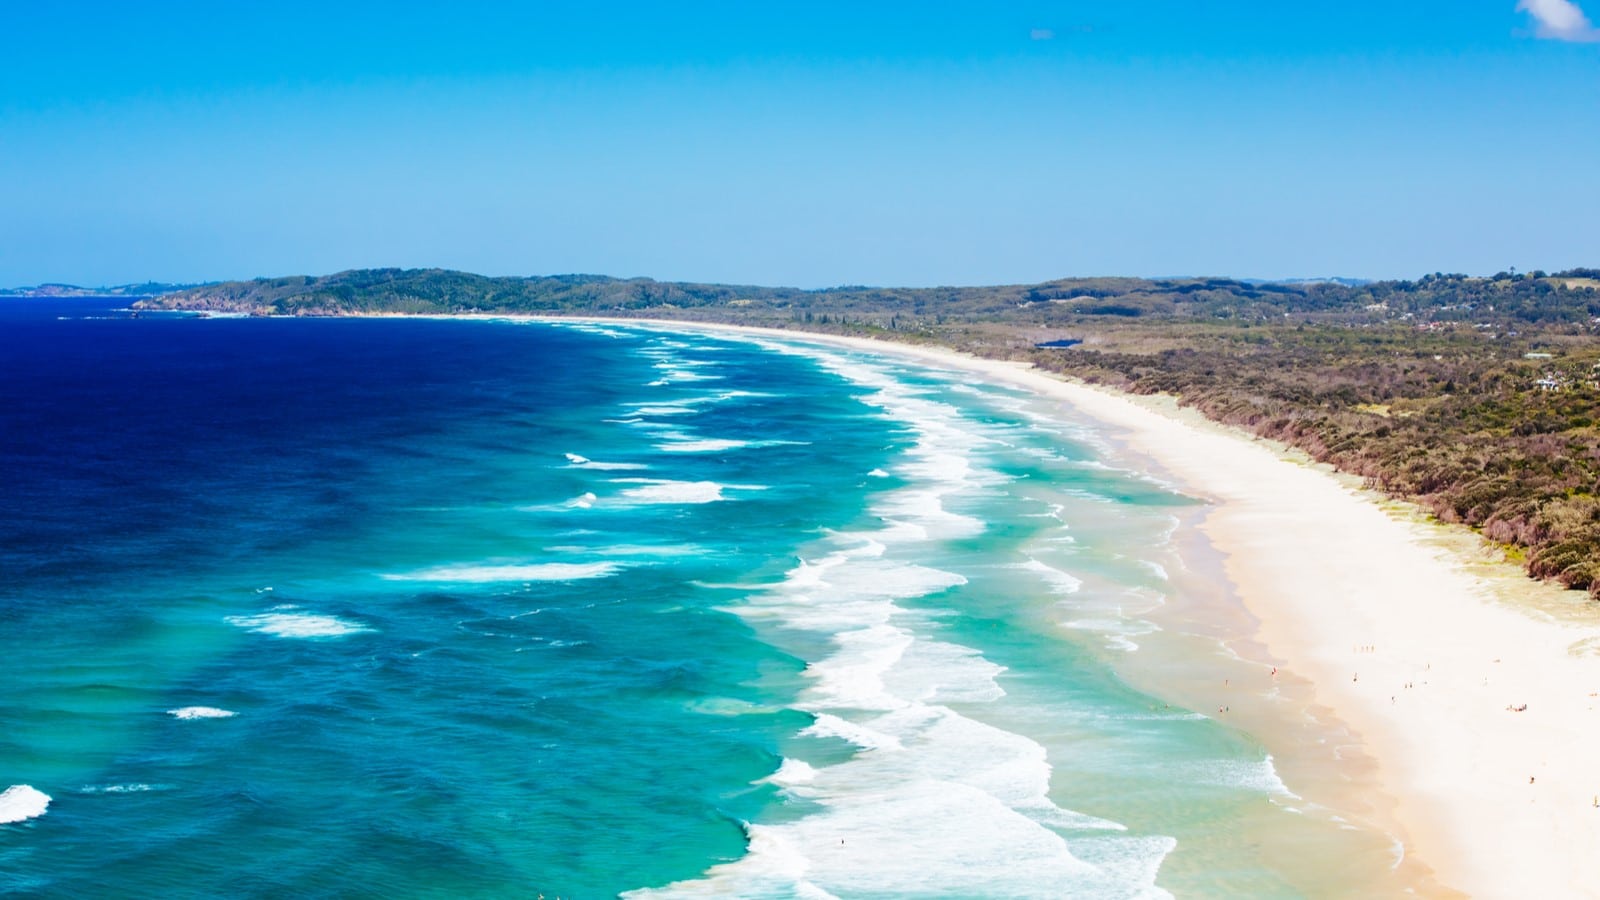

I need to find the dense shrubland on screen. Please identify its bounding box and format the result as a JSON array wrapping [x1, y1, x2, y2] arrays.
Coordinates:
[[1019, 327, 1600, 596]]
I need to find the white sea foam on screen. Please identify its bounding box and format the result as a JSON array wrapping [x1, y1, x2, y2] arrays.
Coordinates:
[[562, 324, 630, 339], [882, 639, 1008, 705], [805, 625, 916, 712], [628, 389, 774, 417], [1017, 557, 1084, 595], [1060, 615, 1157, 653], [544, 543, 705, 558], [0, 785, 50, 824], [763, 758, 819, 787], [225, 608, 372, 639], [383, 561, 625, 583], [631, 404, 700, 417], [801, 713, 904, 752], [567, 491, 598, 509], [632, 772, 1141, 898], [658, 436, 808, 454], [565, 453, 649, 471], [624, 334, 1176, 899], [611, 478, 766, 505], [650, 367, 721, 384], [78, 783, 169, 794], [619, 481, 726, 504], [1173, 756, 1298, 798], [656, 438, 748, 453], [640, 348, 724, 382], [167, 706, 237, 720]]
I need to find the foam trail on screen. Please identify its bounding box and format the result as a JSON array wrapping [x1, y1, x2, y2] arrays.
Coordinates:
[[225, 608, 372, 639], [168, 706, 237, 720], [1017, 557, 1084, 595], [631, 405, 699, 417], [543, 543, 705, 558], [0, 785, 50, 824], [656, 438, 748, 453], [611, 479, 767, 505], [657, 437, 809, 454], [622, 481, 725, 504], [78, 784, 168, 794], [383, 561, 625, 583], [565, 454, 648, 470]]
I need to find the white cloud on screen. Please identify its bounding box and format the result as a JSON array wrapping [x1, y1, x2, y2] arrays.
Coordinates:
[[1518, 0, 1600, 41]]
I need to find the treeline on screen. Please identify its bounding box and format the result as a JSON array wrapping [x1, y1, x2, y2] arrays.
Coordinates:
[[138, 267, 1600, 329], [1, 281, 203, 298]]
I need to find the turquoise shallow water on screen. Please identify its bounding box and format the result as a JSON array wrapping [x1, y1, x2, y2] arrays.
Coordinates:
[[1, 306, 1368, 897]]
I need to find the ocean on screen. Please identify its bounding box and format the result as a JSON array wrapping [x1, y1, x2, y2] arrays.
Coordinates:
[[0, 300, 1399, 897]]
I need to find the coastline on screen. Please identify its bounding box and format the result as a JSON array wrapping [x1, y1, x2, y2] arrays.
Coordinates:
[[366, 312, 1600, 895], [551, 316, 1600, 897]]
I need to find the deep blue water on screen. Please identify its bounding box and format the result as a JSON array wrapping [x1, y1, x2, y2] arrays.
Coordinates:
[[0, 300, 1374, 897], [2, 302, 896, 896]]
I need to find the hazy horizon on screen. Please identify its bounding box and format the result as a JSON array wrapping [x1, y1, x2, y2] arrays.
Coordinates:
[[3, 268, 1400, 293]]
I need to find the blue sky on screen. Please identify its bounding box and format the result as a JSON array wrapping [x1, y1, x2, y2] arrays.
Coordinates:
[[2, 1, 1596, 287]]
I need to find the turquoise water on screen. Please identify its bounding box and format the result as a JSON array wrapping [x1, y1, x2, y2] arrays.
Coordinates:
[[1, 306, 1357, 897]]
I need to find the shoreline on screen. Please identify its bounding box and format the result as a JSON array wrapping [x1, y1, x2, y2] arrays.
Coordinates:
[[379, 313, 1600, 895], [568, 316, 1600, 897]]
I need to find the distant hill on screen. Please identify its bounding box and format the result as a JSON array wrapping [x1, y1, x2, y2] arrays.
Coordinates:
[[135, 266, 1599, 328], [1, 281, 208, 298]]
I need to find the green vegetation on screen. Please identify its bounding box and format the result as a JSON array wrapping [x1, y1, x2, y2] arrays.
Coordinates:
[[1, 281, 205, 298], [137, 267, 1600, 597]]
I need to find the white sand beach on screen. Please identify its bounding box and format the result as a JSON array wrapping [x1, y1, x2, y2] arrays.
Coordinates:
[[603, 319, 1600, 898], [408, 312, 1600, 895]]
